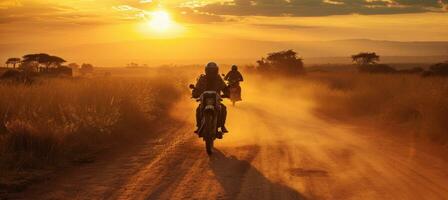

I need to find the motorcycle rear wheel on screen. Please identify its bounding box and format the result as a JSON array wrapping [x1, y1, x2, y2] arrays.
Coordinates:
[[205, 138, 214, 155], [203, 112, 215, 155]]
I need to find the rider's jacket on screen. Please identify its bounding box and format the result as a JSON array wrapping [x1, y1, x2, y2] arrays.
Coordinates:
[[192, 74, 227, 98], [224, 70, 244, 83]]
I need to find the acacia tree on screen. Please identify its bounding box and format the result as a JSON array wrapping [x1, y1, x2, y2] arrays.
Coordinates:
[[5, 58, 21, 68], [256, 50, 305, 74], [351, 52, 380, 65], [48, 56, 66, 67], [352, 52, 397, 73], [22, 53, 66, 70]]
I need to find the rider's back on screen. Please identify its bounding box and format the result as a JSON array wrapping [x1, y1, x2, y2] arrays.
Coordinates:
[[225, 70, 243, 83], [192, 74, 226, 98]]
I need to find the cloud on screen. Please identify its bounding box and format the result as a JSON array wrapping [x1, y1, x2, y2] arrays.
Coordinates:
[[0, 1, 76, 24], [1, 0, 445, 28], [250, 23, 316, 29], [0, 0, 22, 9], [112, 3, 226, 24], [0, 1, 156, 26], [190, 0, 446, 17]]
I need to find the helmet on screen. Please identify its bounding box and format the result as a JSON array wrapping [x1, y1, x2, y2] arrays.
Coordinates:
[[205, 62, 219, 75], [231, 65, 238, 71]]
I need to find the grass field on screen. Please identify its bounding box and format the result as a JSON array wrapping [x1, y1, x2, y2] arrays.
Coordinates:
[[2, 66, 448, 193], [0, 69, 188, 189], [306, 72, 448, 147]]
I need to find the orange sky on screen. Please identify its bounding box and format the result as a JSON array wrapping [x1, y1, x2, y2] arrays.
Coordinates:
[[1, 0, 447, 66]]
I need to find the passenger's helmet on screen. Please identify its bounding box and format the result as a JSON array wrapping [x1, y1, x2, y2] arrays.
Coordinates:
[[231, 65, 238, 71], [205, 62, 219, 75]]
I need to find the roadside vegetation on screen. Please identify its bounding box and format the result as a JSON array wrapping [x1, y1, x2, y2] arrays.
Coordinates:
[[0, 70, 186, 192], [308, 73, 448, 147]]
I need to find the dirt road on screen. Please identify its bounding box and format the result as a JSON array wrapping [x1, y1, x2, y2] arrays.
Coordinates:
[[9, 77, 448, 200]]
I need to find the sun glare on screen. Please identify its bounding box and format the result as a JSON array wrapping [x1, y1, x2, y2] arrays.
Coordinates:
[[149, 10, 172, 32]]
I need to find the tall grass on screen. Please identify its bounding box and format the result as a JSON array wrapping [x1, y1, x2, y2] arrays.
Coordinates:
[[308, 73, 448, 146], [0, 73, 184, 170]]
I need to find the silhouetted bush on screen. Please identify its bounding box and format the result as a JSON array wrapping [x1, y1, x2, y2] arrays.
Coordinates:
[[256, 50, 305, 75], [0, 69, 35, 84], [1, 69, 21, 79], [39, 66, 72, 76], [422, 63, 448, 77], [357, 64, 397, 74], [430, 63, 448, 73], [397, 67, 424, 74], [80, 63, 94, 75]]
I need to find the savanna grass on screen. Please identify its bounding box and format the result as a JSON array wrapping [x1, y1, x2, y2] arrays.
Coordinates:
[[0, 73, 184, 169], [308, 72, 448, 146]]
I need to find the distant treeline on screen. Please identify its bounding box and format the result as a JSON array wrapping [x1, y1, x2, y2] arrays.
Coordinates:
[[246, 50, 448, 77], [2, 53, 95, 83]]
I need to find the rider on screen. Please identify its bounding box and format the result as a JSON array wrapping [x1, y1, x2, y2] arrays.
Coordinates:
[[224, 65, 244, 99], [192, 62, 229, 136]]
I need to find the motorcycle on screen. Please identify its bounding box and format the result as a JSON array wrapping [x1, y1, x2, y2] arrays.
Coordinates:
[[189, 84, 222, 155], [227, 81, 242, 106], [222, 74, 242, 106]]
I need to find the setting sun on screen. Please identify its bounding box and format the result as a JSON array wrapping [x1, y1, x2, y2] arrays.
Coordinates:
[[149, 10, 172, 32]]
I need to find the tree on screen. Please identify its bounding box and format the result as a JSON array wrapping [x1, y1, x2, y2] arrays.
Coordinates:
[[5, 58, 21, 68], [20, 61, 39, 73], [22, 53, 49, 65], [48, 56, 66, 67], [68, 63, 80, 70], [352, 52, 380, 65], [256, 50, 305, 75], [351, 52, 397, 73], [80, 63, 94, 75], [22, 53, 66, 70]]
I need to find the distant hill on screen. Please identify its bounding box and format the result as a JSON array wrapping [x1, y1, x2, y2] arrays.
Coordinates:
[[1, 39, 447, 66]]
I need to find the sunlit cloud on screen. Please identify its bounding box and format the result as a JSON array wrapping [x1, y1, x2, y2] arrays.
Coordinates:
[[0, 0, 22, 9], [323, 0, 345, 5], [0, 0, 447, 57], [195, 0, 446, 16]]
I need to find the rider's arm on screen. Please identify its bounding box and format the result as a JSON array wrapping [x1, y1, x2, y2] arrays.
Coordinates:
[[238, 71, 244, 82], [218, 76, 229, 98], [224, 72, 230, 81], [192, 75, 205, 98]]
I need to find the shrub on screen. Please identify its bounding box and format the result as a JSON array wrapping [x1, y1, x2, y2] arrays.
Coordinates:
[[1, 69, 21, 79], [256, 50, 305, 75], [397, 67, 424, 74], [357, 64, 397, 74], [423, 63, 448, 77]]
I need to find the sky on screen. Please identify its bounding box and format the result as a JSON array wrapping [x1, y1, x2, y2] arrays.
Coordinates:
[[0, 0, 447, 66]]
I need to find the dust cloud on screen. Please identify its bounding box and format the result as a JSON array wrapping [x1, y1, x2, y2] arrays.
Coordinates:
[[189, 74, 448, 199]]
